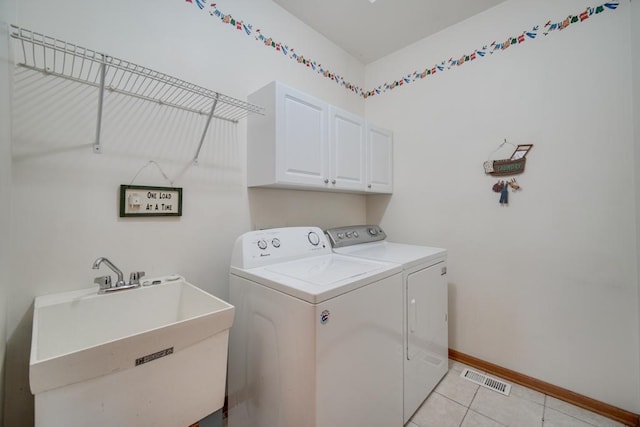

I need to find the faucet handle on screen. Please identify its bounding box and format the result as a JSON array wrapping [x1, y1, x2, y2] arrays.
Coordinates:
[[94, 275, 112, 292], [129, 271, 145, 285]]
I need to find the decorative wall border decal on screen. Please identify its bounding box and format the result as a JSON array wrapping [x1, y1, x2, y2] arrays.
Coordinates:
[[184, 0, 620, 99]]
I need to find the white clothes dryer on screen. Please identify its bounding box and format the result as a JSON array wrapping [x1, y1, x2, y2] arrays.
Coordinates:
[[228, 227, 404, 427], [326, 225, 448, 424]]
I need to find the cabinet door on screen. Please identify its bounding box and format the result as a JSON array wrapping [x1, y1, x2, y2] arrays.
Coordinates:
[[275, 86, 329, 187], [328, 107, 366, 191], [366, 125, 393, 193]]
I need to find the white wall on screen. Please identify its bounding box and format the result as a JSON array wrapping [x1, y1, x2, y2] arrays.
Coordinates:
[[4, 0, 367, 424], [633, 0, 640, 400], [0, 0, 16, 422], [367, 0, 639, 413]]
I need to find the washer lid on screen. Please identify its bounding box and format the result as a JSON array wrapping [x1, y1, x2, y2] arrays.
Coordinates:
[[265, 255, 384, 284], [334, 241, 447, 269], [231, 253, 401, 303]]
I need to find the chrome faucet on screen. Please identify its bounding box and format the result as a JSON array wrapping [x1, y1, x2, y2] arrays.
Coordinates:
[[92, 257, 144, 294], [92, 257, 126, 287]]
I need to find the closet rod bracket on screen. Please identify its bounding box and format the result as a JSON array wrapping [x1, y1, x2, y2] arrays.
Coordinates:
[[93, 61, 107, 154], [193, 97, 219, 165]]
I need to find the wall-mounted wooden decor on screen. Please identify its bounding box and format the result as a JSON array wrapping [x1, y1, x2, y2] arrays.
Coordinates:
[[484, 144, 533, 177]]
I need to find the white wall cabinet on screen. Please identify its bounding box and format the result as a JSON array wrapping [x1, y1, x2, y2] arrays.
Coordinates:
[[248, 81, 392, 194], [366, 124, 394, 193], [328, 106, 367, 191], [248, 82, 329, 188]]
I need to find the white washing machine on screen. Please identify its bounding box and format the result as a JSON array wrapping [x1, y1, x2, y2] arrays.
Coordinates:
[[228, 226, 404, 427], [325, 225, 448, 424]]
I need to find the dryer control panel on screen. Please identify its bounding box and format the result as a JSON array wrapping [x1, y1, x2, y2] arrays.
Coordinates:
[[231, 226, 332, 269], [325, 225, 387, 248]]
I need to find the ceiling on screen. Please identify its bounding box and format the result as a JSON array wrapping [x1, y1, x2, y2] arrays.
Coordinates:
[[273, 0, 508, 64]]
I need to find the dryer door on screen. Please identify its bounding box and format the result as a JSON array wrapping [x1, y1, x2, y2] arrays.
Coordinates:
[[404, 262, 448, 423]]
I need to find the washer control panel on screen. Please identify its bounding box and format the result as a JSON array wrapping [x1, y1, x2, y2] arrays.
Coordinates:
[[325, 225, 387, 248], [231, 227, 331, 269]]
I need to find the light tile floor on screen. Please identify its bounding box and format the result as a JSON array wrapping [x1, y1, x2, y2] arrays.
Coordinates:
[[406, 360, 626, 427]]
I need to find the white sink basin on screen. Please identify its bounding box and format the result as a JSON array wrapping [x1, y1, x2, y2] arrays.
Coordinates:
[[30, 276, 234, 427]]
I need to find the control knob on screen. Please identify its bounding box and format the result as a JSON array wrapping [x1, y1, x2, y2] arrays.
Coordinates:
[[257, 239, 268, 250], [368, 227, 378, 236], [308, 231, 321, 246], [272, 238, 281, 248]]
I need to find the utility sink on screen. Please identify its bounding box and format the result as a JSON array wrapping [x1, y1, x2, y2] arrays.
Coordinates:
[[30, 276, 234, 427]]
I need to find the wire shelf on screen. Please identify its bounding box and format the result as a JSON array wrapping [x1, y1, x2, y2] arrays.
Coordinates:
[[10, 25, 264, 159]]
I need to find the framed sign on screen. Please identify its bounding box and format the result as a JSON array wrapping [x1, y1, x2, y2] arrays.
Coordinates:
[[119, 185, 182, 217]]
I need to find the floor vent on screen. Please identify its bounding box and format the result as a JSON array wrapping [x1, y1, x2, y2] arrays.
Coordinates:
[[460, 368, 511, 396]]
